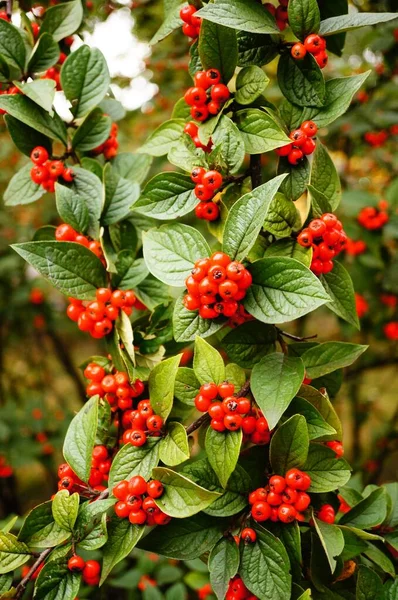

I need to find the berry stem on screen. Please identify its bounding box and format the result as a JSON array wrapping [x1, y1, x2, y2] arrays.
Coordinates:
[[15, 548, 52, 599], [250, 154, 262, 190], [276, 329, 318, 342]]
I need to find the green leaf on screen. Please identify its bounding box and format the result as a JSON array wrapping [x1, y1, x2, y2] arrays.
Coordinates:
[[134, 173, 196, 220], [0, 19, 26, 74], [143, 224, 210, 287], [159, 422, 190, 466], [263, 239, 312, 267], [319, 13, 397, 36], [0, 95, 67, 144], [100, 516, 144, 584], [174, 368, 200, 406], [11, 241, 107, 300], [278, 155, 311, 201], [251, 352, 305, 430], [278, 53, 325, 108], [221, 321, 276, 368], [270, 415, 309, 474], [28, 32, 60, 73], [173, 295, 226, 342], [222, 174, 287, 261], [52, 490, 79, 531], [72, 108, 111, 152], [310, 142, 341, 210], [135, 274, 170, 312], [301, 342, 368, 379], [13, 79, 55, 114], [116, 310, 135, 365], [18, 501, 71, 548], [285, 397, 336, 441], [235, 109, 290, 154], [267, 522, 302, 581], [208, 537, 239, 600], [63, 395, 98, 482], [139, 514, 225, 559], [244, 257, 330, 324], [321, 262, 359, 329], [112, 152, 153, 185], [340, 488, 387, 529], [61, 45, 110, 118], [138, 119, 185, 157], [313, 516, 344, 573], [193, 337, 225, 386], [102, 164, 139, 226], [356, 565, 383, 600], [308, 185, 332, 218], [205, 427, 242, 488], [108, 438, 160, 489], [211, 115, 245, 174], [149, 354, 181, 420], [152, 467, 220, 518], [40, 0, 83, 41], [196, 0, 280, 34], [235, 65, 269, 105], [299, 385, 342, 441], [363, 542, 395, 577], [5, 115, 52, 158], [55, 183, 90, 234], [240, 524, 292, 600], [199, 20, 238, 84], [0, 533, 30, 575], [384, 482, 398, 528], [288, 0, 320, 39], [150, 0, 182, 45], [237, 31, 279, 67], [75, 498, 116, 540], [263, 192, 301, 237], [383, 579, 398, 600], [303, 444, 351, 492], [168, 137, 206, 173], [3, 163, 45, 206], [67, 166, 103, 238], [0, 573, 12, 593], [34, 559, 81, 600]]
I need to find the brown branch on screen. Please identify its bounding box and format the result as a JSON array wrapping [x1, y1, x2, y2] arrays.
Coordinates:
[[277, 329, 318, 342], [15, 548, 52, 599], [250, 154, 262, 189]]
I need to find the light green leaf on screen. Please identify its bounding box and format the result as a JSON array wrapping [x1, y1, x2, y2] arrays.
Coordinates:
[[285, 397, 336, 441], [288, 0, 320, 39], [0, 95, 67, 144], [235, 109, 290, 154], [0, 19, 26, 73], [263, 239, 312, 267], [212, 116, 245, 174], [134, 172, 196, 220], [55, 183, 90, 234], [263, 192, 301, 237], [149, 354, 181, 420], [298, 385, 342, 441], [270, 415, 309, 474], [159, 422, 190, 466], [34, 559, 81, 600], [40, 0, 83, 42], [209, 537, 240, 600], [102, 164, 139, 226], [278, 155, 311, 201], [18, 502, 71, 548], [116, 310, 135, 364], [251, 353, 305, 430], [319, 13, 397, 36], [0, 534, 30, 575], [150, 0, 182, 45], [152, 467, 220, 518], [28, 32, 60, 73], [52, 491, 79, 532], [313, 516, 344, 573], [61, 45, 110, 118], [193, 337, 225, 386], [321, 262, 359, 329], [174, 368, 200, 406], [138, 119, 185, 157], [100, 516, 144, 584], [143, 224, 210, 287], [310, 142, 341, 210], [198, 20, 238, 84], [301, 342, 368, 379], [67, 166, 104, 239], [4, 163, 45, 206], [196, 0, 280, 34], [205, 427, 242, 488], [108, 438, 160, 489], [303, 444, 351, 492], [112, 152, 153, 185], [235, 65, 269, 105], [11, 241, 107, 300], [63, 396, 98, 482], [14, 79, 55, 114], [173, 295, 226, 342], [168, 137, 206, 173], [278, 53, 325, 108], [72, 108, 112, 152]]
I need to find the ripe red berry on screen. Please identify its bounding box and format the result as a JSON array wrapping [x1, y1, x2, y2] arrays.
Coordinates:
[[206, 68, 221, 85], [291, 43, 307, 60], [48, 160, 64, 179], [113, 480, 129, 500], [129, 509, 147, 525], [208, 100, 222, 115], [184, 121, 198, 137], [294, 492, 311, 512], [289, 129, 307, 147], [191, 167, 206, 183], [304, 34, 326, 54], [241, 416, 257, 434], [237, 397, 251, 414], [302, 137, 316, 155], [195, 184, 214, 201], [147, 480, 164, 498], [195, 394, 211, 412], [301, 120, 318, 137], [202, 203, 219, 221], [31, 146, 49, 165], [267, 491, 282, 506], [62, 167, 75, 182], [297, 229, 313, 247], [130, 430, 147, 446], [251, 501, 271, 522], [315, 51, 328, 69], [208, 402, 224, 420], [202, 170, 222, 190], [83, 560, 101, 579], [68, 555, 85, 572], [115, 501, 131, 518], [199, 305, 218, 319], [282, 487, 298, 505], [224, 414, 242, 431], [194, 70, 211, 89], [179, 4, 196, 23], [92, 445, 108, 461], [278, 504, 297, 523], [185, 87, 207, 106], [288, 148, 304, 165], [276, 143, 293, 157], [55, 223, 77, 241], [191, 105, 209, 122], [31, 165, 49, 184], [200, 382, 218, 400], [211, 84, 230, 103], [146, 415, 163, 432], [211, 418, 226, 432], [111, 290, 126, 307], [241, 528, 257, 543], [218, 381, 235, 398]]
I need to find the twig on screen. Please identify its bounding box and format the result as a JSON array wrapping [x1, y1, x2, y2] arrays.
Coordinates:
[[277, 328, 318, 342], [250, 154, 262, 189], [15, 548, 52, 599]]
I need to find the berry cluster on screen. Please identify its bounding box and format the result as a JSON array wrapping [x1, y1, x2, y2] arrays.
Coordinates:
[[67, 556, 101, 586], [180, 4, 201, 39], [345, 238, 366, 256], [113, 475, 171, 526], [191, 167, 223, 221], [92, 122, 119, 160], [66, 288, 136, 339], [364, 130, 389, 147], [317, 503, 336, 524], [41, 52, 66, 90], [250, 469, 312, 524], [358, 205, 389, 230], [226, 576, 256, 600], [58, 445, 110, 492], [276, 120, 317, 165], [55, 223, 105, 263], [291, 34, 328, 69], [0, 456, 12, 478], [297, 213, 347, 276], [122, 399, 164, 447], [184, 68, 230, 123], [84, 362, 145, 411], [355, 293, 369, 319], [184, 121, 212, 152], [30, 146, 74, 193], [326, 440, 344, 457], [264, 0, 288, 31], [183, 252, 252, 319], [194, 381, 270, 444], [228, 304, 254, 328]]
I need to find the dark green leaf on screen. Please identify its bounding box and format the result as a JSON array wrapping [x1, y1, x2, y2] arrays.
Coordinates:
[[112, 152, 153, 185], [149, 354, 181, 420], [108, 438, 160, 489], [237, 31, 278, 67], [303, 444, 351, 492], [13, 79, 55, 114], [262, 239, 312, 267], [288, 0, 320, 39], [313, 516, 344, 573], [18, 502, 71, 548], [173, 295, 226, 342], [270, 415, 309, 474], [356, 564, 383, 600], [72, 108, 111, 151], [278, 53, 325, 108], [196, 0, 280, 34], [340, 488, 388, 529], [319, 13, 397, 36], [211, 115, 245, 174], [63, 396, 98, 482], [285, 397, 336, 440], [134, 173, 196, 220], [34, 559, 80, 600], [40, 0, 83, 42], [221, 321, 276, 368], [298, 385, 342, 441], [321, 262, 359, 329], [102, 164, 140, 226], [199, 20, 238, 84], [263, 192, 301, 237], [301, 342, 368, 379], [278, 155, 310, 201], [205, 427, 242, 488], [28, 32, 60, 73], [150, 0, 182, 45], [235, 108, 290, 154], [100, 516, 144, 584], [0, 19, 26, 73], [4, 115, 52, 158], [310, 142, 341, 210], [55, 183, 90, 233], [208, 537, 239, 600], [67, 166, 103, 238], [0, 95, 67, 144], [3, 163, 45, 206]]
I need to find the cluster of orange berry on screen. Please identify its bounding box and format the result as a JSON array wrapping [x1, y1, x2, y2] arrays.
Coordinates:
[[345, 238, 367, 256], [84, 362, 145, 411], [326, 440, 344, 457], [183, 252, 252, 319], [67, 288, 136, 338], [113, 475, 170, 525], [121, 399, 164, 447], [30, 146, 74, 193], [57, 445, 110, 494], [184, 68, 230, 123], [55, 223, 105, 263], [297, 213, 348, 276], [358, 202, 389, 230], [264, 0, 288, 30], [250, 469, 312, 524], [275, 120, 317, 165], [41, 51, 67, 90], [291, 34, 328, 69], [92, 122, 119, 160], [67, 555, 101, 586], [191, 167, 223, 221], [180, 4, 201, 39], [184, 121, 213, 152], [226, 576, 257, 600]]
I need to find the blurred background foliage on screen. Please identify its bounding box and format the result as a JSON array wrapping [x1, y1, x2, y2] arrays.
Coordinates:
[[0, 1, 397, 595]]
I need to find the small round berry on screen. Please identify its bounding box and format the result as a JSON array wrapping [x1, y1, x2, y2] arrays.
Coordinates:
[[282, 487, 298, 505], [301, 120, 318, 137], [115, 501, 131, 518], [304, 34, 326, 54], [31, 146, 49, 165], [128, 475, 147, 496], [297, 229, 313, 247], [68, 555, 85, 572], [294, 492, 311, 512], [194, 70, 211, 89], [113, 480, 130, 500], [241, 528, 257, 543], [179, 4, 196, 23], [211, 418, 226, 432], [195, 394, 211, 412], [191, 104, 209, 122], [218, 381, 235, 398], [278, 504, 297, 523], [206, 68, 221, 85], [92, 445, 108, 461], [31, 165, 49, 184], [191, 167, 206, 183], [251, 501, 272, 522], [202, 170, 222, 191], [224, 414, 242, 431], [288, 148, 304, 165], [200, 382, 218, 400], [147, 480, 164, 499], [315, 51, 328, 69], [291, 43, 307, 60], [202, 203, 219, 221], [241, 416, 257, 434], [302, 137, 316, 155], [237, 397, 251, 414], [111, 290, 126, 307], [147, 415, 163, 432], [130, 430, 147, 447], [83, 560, 101, 579], [129, 509, 147, 525], [48, 160, 64, 179], [269, 475, 286, 494], [195, 184, 214, 201], [208, 402, 224, 420], [289, 129, 307, 147], [211, 84, 230, 103]]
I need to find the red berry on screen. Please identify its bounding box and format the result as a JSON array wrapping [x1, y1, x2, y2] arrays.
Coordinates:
[[68, 555, 85, 572], [301, 120, 318, 137], [191, 105, 209, 122], [211, 418, 226, 432], [304, 34, 326, 54], [31, 165, 49, 184], [111, 290, 126, 307], [222, 396, 239, 414], [218, 381, 235, 398], [208, 402, 224, 420], [282, 487, 298, 505], [83, 560, 101, 579], [129, 509, 147, 525], [267, 491, 282, 506], [62, 167, 75, 182], [195, 394, 211, 412], [206, 69, 221, 85], [291, 43, 307, 60], [241, 527, 257, 543], [276, 143, 293, 157], [113, 480, 130, 500], [48, 160, 64, 179], [218, 280, 239, 300], [146, 415, 163, 432], [55, 224, 77, 241], [289, 129, 307, 147], [224, 414, 242, 431], [251, 501, 271, 522], [241, 416, 257, 434], [194, 71, 211, 89], [302, 137, 316, 155], [315, 51, 328, 69], [31, 146, 49, 165], [297, 229, 313, 247], [147, 480, 164, 498], [202, 203, 219, 221], [237, 397, 251, 414], [179, 5, 196, 23], [92, 445, 108, 461], [184, 121, 198, 137], [191, 167, 206, 183], [202, 170, 222, 190], [211, 84, 230, 103], [195, 184, 214, 201], [288, 148, 304, 165], [269, 475, 286, 494], [278, 504, 297, 523], [115, 500, 131, 518], [185, 86, 207, 106], [130, 430, 147, 446], [208, 100, 222, 115], [128, 475, 147, 496], [294, 492, 311, 512], [200, 382, 218, 400]]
